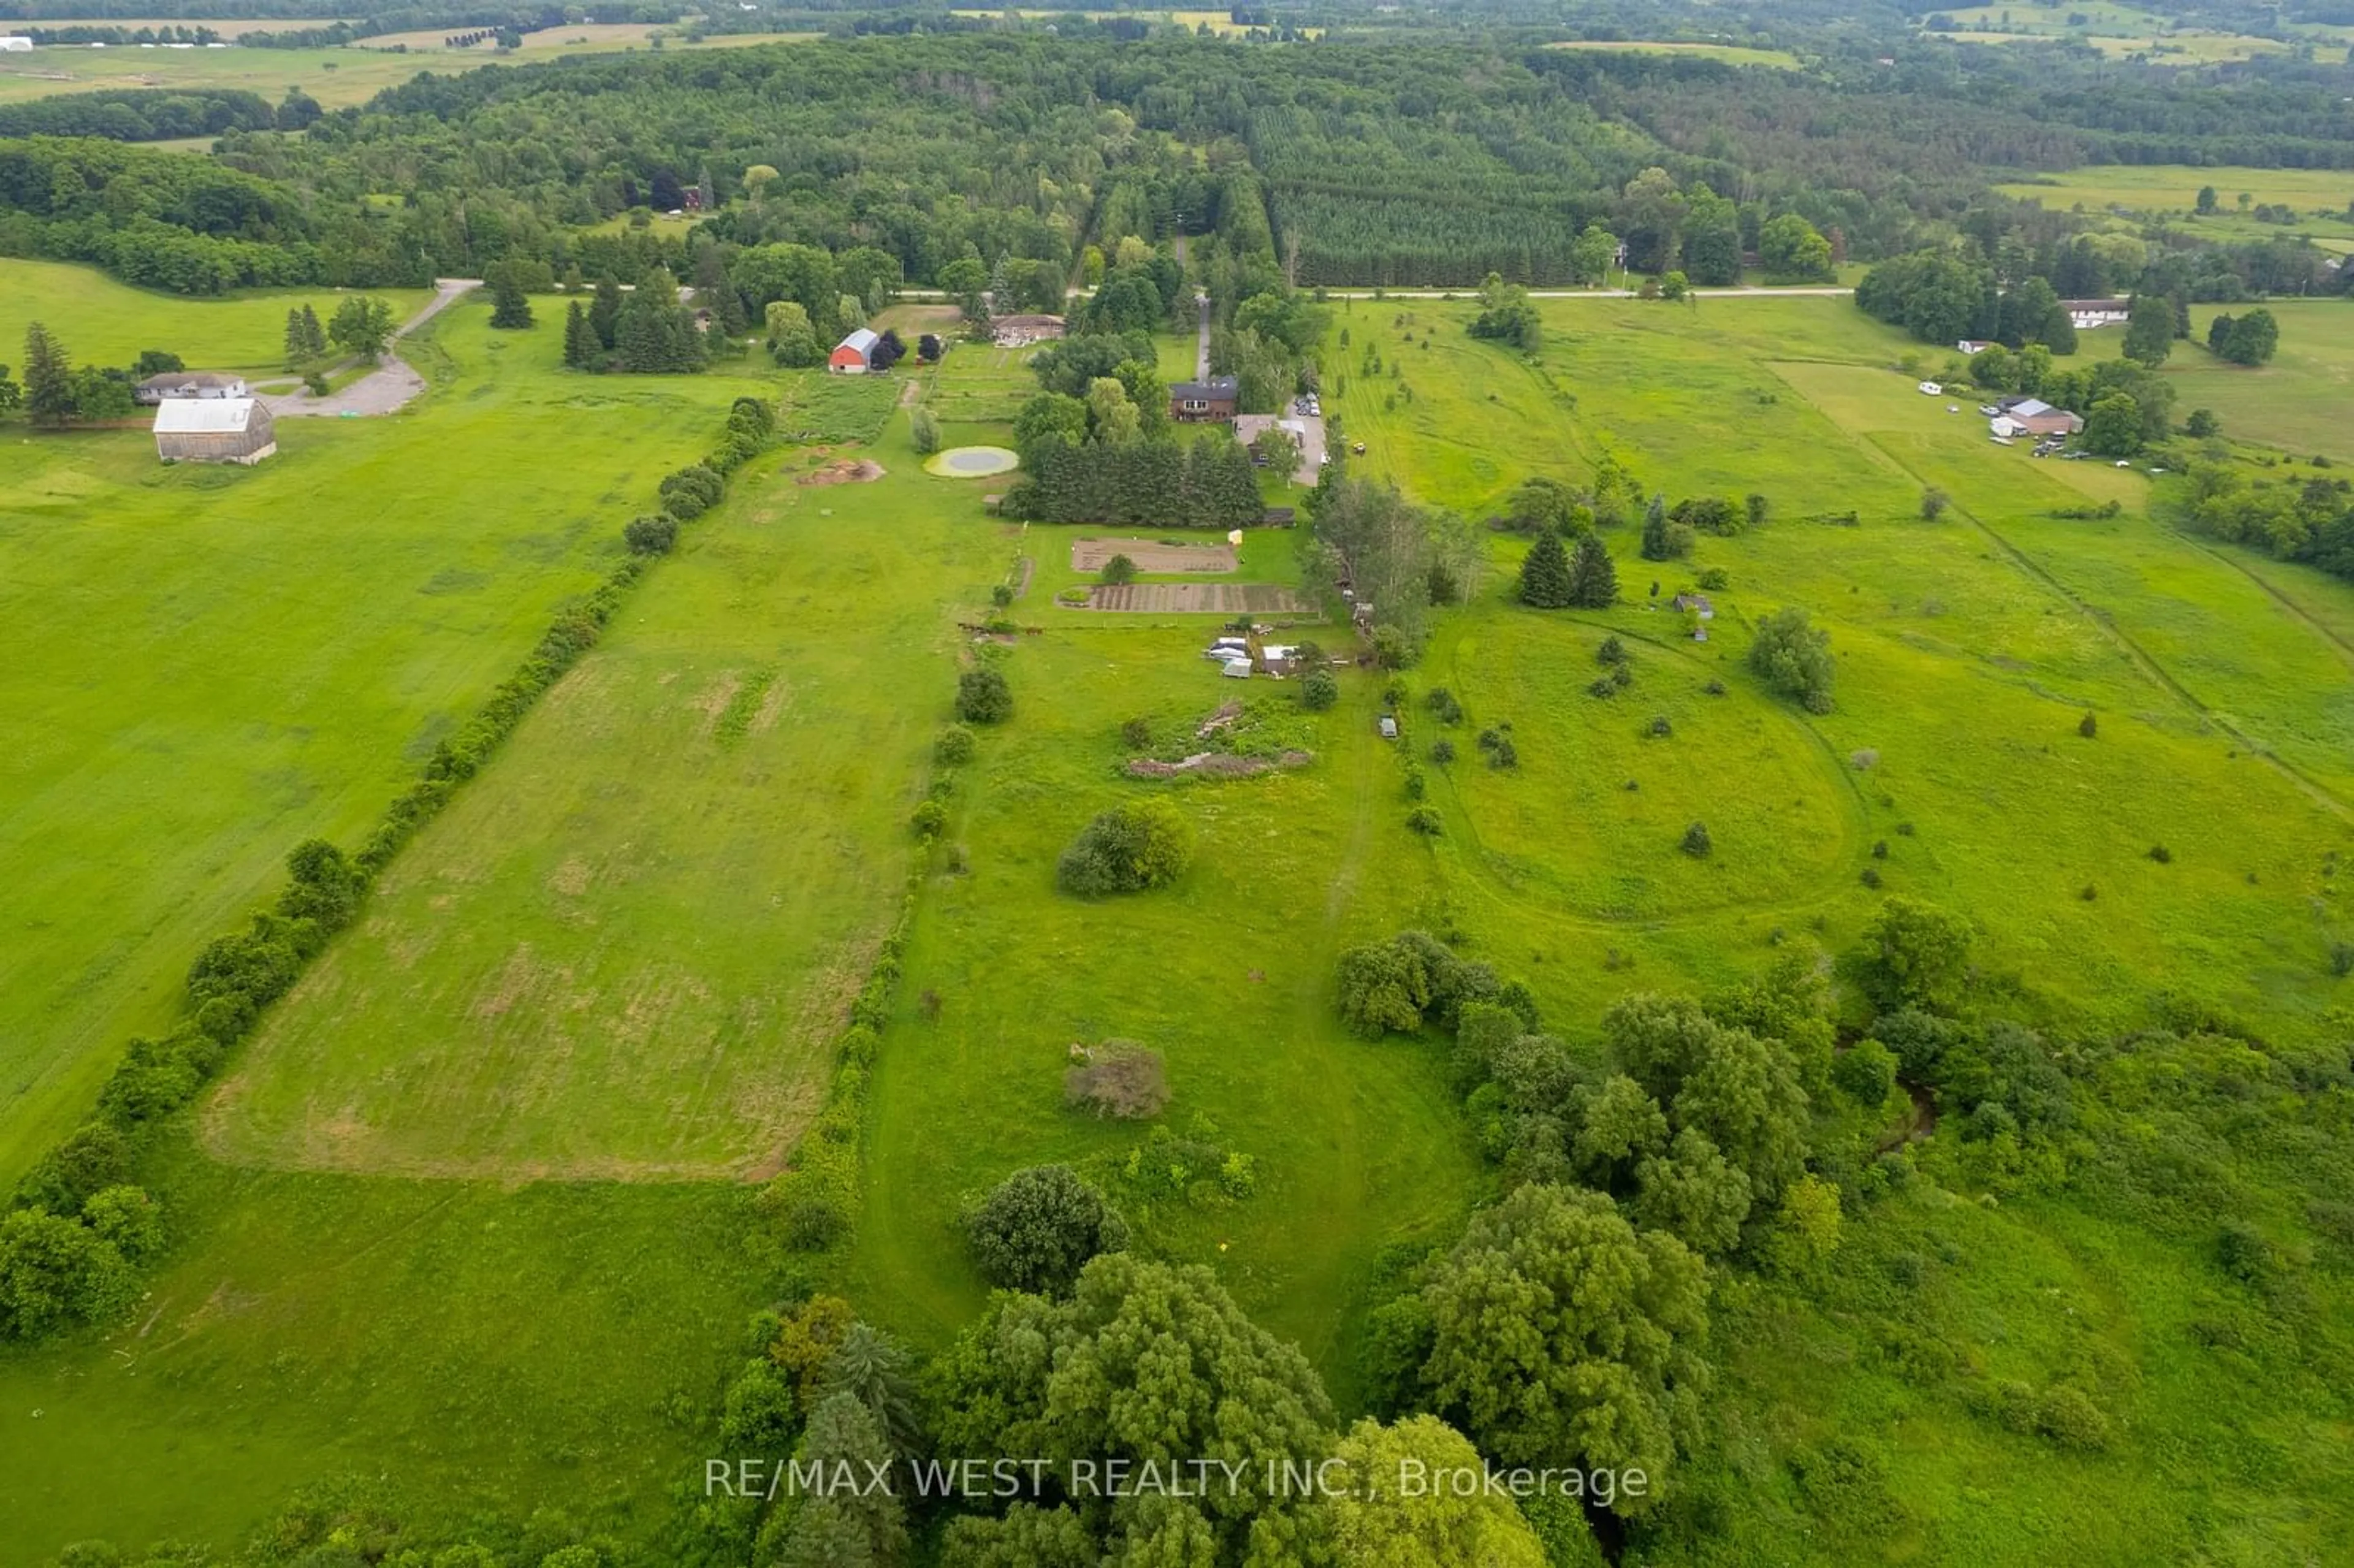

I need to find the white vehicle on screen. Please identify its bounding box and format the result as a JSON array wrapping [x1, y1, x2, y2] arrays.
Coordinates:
[[1918, 381, 1943, 395]]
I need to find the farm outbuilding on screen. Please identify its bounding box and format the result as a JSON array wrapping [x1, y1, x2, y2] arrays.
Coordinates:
[[828, 327, 879, 373], [154, 397, 276, 465], [135, 370, 248, 405], [1992, 397, 2082, 437], [0, 35, 34, 50]]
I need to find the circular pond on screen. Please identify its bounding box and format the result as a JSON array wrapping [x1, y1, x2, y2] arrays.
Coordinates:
[[925, 445, 1020, 478]]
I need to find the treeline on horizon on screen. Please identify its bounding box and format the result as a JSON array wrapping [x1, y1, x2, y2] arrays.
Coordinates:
[[0, 25, 2349, 296]]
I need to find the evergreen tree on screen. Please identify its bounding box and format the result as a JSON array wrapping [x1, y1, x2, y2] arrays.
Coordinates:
[[1518, 530, 1574, 608], [1566, 533, 1618, 607], [1639, 493, 1675, 560], [22, 321, 75, 426], [489, 275, 533, 330], [282, 308, 310, 369], [588, 276, 624, 351], [300, 303, 326, 359], [562, 301, 596, 369]]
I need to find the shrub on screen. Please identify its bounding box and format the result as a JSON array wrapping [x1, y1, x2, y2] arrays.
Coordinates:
[[1487, 736, 1518, 769], [963, 1165, 1130, 1295], [1696, 566, 1730, 591], [1056, 799, 1194, 896], [0, 1208, 139, 1341], [1749, 606, 1835, 714], [1119, 716, 1154, 749], [1065, 1042, 1170, 1118], [2149, 844, 2173, 864], [910, 801, 948, 839], [2079, 712, 2098, 739], [1101, 554, 1138, 585], [910, 406, 942, 455], [1833, 1038, 1900, 1105], [1406, 805, 1444, 835], [956, 668, 1013, 725], [661, 487, 710, 522], [991, 583, 1016, 609], [1647, 715, 1672, 738], [12, 1123, 131, 1218], [1424, 687, 1463, 723], [1301, 669, 1339, 710], [1403, 766, 1426, 800], [1682, 821, 1713, 857], [777, 1194, 850, 1252], [623, 514, 679, 555], [1430, 738, 1456, 764], [1596, 635, 1628, 666], [934, 723, 977, 764], [1919, 488, 1950, 522], [1371, 625, 1417, 669]]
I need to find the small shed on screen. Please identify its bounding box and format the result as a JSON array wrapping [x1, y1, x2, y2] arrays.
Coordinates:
[[1670, 593, 1715, 619], [829, 327, 879, 373], [154, 397, 275, 465]]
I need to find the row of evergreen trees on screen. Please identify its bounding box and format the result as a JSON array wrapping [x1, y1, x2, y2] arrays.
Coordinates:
[[1518, 527, 1619, 609], [1005, 432, 1265, 528]]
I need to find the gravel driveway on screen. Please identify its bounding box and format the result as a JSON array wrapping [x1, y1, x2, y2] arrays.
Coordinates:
[[259, 278, 481, 419]]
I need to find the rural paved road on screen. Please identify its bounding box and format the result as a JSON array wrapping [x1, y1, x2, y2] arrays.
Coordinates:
[[1320, 284, 1856, 299], [260, 278, 482, 419]]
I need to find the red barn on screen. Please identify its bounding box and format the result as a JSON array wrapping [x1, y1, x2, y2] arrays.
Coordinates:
[[829, 327, 878, 373]]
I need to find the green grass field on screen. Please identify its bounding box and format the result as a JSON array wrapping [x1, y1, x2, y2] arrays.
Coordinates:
[[0, 284, 770, 1188], [0, 259, 432, 375], [0, 28, 812, 110], [205, 392, 1007, 1184], [2168, 302, 2354, 463], [1998, 164, 2354, 216], [9, 268, 2354, 1564]]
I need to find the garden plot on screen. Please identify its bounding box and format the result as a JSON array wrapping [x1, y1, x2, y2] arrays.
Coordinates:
[[1070, 536, 1239, 573]]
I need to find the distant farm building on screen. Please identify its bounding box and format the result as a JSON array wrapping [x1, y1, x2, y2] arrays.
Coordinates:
[[1671, 593, 1716, 619], [991, 313, 1065, 348], [1957, 339, 1993, 355], [1170, 375, 1239, 423], [828, 327, 879, 373], [154, 397, 275, 465], [1992, 397, 2082, 438], [2063, 299, 2130, 330], [135, 370, 248, 406], [0, 35, 34, 50]]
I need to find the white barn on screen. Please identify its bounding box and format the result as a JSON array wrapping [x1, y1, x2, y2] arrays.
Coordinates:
[[154, 397, 276, 465]]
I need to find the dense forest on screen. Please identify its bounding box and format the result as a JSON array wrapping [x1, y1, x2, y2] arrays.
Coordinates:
[[1, 15, 2350, 295]]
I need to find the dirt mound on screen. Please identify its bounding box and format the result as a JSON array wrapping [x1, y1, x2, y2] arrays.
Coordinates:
[[798, 459, 886, 486]]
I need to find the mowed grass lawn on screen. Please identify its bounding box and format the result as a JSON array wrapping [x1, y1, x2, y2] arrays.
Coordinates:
[[0, 258, 432, 375], [205, 377, 1008, 1181], [0, 281, 787, 1185]]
